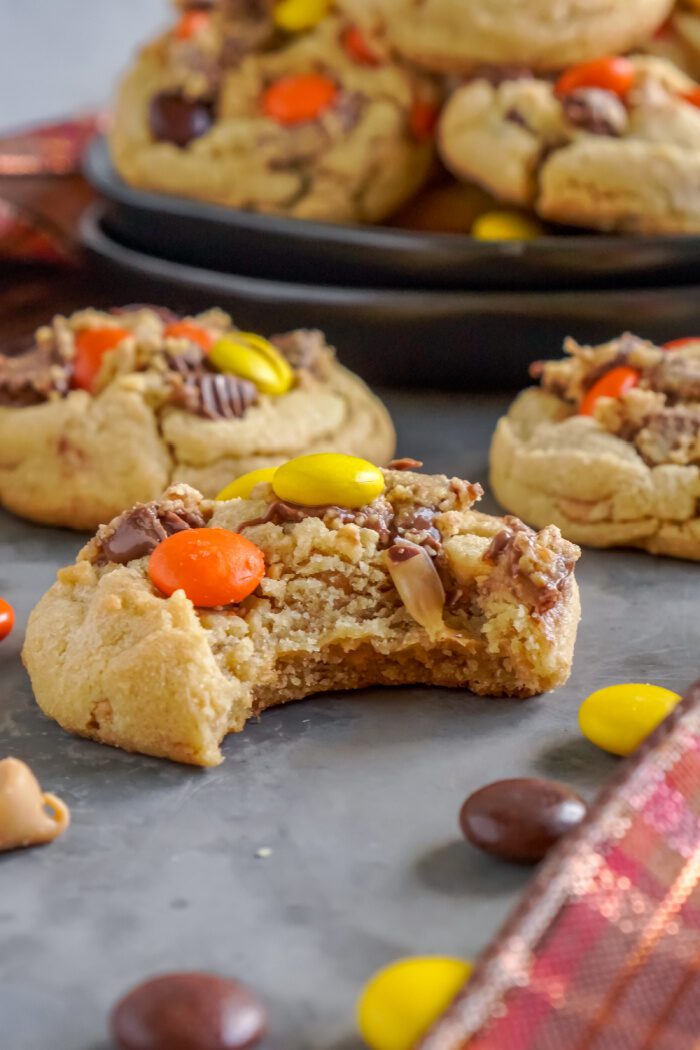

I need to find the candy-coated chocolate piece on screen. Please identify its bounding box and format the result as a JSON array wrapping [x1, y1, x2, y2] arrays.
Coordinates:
[[210, 333, 293, 396], [357, 956, 472, 1050], [174, 9, 211, 39], [274, 0, 331, 32], [262, 73, 339, 124], [148, 528, 265, 608], [72, 327, 131, 393], [164, 321, 216, 352], [149, 90, 214, 148], [0, 598, 14, 641], [273, 453, 385, 508], [681, 88, 700, 109], [460, 777, 587, 864], [555, 56, 636, 99], [472, 210, 543, 241], [664, 337, 700, 350], [343, 25, 381, 66], [110, 972, 266, 1050], [408, 99, 439, 141], [579, 683, 681, 757], [579, 365, 640, 416], [216, 467, 278, 501]]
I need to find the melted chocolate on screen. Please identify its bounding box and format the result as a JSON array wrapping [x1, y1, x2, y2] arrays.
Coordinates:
[[167, 348, 259, 420], [149, 90, 215, 148], [100, 502, 206, 564], [0, 343, 71, 407], [484, 516, 575, 614]]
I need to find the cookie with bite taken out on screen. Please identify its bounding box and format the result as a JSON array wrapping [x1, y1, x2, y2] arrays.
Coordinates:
[[0, 306, 394, 530], [490, 334, 700, 559], [439, 55, 700, 234], [110, 2, 439, 222], [24, 458, 580, 766]]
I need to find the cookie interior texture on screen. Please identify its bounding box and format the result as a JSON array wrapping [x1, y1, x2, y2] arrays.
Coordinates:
[[0, 307, 395, 530], [110, 12, 437, 222], [438, 55, 700, 234], [490, 333, 700, 559], [23, 471, 581, 766], [340, 0, 674, 72]]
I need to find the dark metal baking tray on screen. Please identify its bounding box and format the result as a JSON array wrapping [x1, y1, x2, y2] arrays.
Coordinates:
[[80, 203, 700, 392], [0, 390, 695, 1050], [85, 136, 700, 292]]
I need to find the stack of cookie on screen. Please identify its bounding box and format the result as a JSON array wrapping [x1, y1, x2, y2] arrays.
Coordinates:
[[109, 0, 700, 234]]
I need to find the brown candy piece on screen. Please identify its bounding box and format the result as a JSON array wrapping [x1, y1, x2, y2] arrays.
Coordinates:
[[149, 91, 215, 148], [459, 777, 587, 865], [110, 973, 266, 1050]]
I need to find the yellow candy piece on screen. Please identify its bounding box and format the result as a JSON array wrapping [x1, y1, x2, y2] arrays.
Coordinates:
[[216, 467, 278, 501], [210, 332, 294, 396], [273, 453, 385, 509], [274, 0, 332, 31], [579, 683, 681, 757], [357, 956, 472, 1050], [472, 210, 543, 241]]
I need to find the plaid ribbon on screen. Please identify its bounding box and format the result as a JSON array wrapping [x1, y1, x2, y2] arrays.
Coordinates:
[[420, 683, 700, 1050]]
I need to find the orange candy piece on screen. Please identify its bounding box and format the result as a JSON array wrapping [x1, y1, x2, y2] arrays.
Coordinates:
[[164, 321, 215, 352], [262, 73, 338, 124], [148, 528, 265, 608], [555, 56, 636, 99], [664, 336, 700, 350], [343, 25, 380, 66], [579, 366, 640, 416], [409, 99, 439, 141], [174, 9, 210, 40], [680, 88, 700, 109], [0, 598, 14, 641], [72, 328, 131, 393]]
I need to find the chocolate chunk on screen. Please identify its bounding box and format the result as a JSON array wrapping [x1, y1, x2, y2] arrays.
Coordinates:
[[0, 343, 71, 407], [271, 329, 327, 376], [100, 502, 206, 564], [460, 778, 587, 864], [561, 88, 628, 137], [110, 972, 266, 1050], [484, 516, 576, 614], [167, 349, 259, 421], [220, 0, 277, 63], [634, 407, 700, 466], [149, 90, 215, 148], [649, 353, 700, 403], [387, 543, 421, 563]]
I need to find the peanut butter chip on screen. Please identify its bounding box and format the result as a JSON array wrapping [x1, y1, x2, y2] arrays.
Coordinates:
[[0, 758, 70, 852]]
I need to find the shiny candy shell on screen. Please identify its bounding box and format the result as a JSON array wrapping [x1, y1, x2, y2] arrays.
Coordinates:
[[357, 956, 472, 1050], [210, 333, 293, 396], [274, 0, 331, 31], [272, 453, 385, 509], [579, 683, 681, 757], [216, 467, 278, 501], [471, 210, 543, 241]]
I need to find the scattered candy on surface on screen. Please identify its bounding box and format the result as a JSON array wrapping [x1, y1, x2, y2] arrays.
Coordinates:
[[0, 757, 70, 852], [164, 320, 216, 352], [274, 0, 331, 32], [262, 73, 339, 124], [471, 210, 543, 241], [459, 777, 587, 864], [110, 972, 266, 1050], [216, 467, 278, 501], [148, 528, 265, 608], [555, 56, 636, 99], [579, 683, 681, 757], [343, 25, 381, 65], [579, 365, 640, 416], [149, 89, 215, 148], [72, 327, 130, 393], [0, 598, 14, 641], [174, 9, 211, 40], [357, 956, 472, 1050], [210, 333, 293, 396], [272, 453, 385, 508]]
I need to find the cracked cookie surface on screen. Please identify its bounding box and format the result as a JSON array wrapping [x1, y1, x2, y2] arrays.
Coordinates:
[[339, 0, 674, 73], [490, 334, 700, 559], [23, 470, 581, 766], [110, 12, 438, 222], [0, 306, 395, 530], [439, 56, 700, 234]]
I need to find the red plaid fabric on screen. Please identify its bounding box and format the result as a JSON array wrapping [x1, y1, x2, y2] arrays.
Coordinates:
[[420, 683, 700, 1050]]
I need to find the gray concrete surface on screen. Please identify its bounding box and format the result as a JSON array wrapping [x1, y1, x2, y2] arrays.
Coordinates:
[[0, 391, 696, 1050], [0, 0, 168, 132]]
